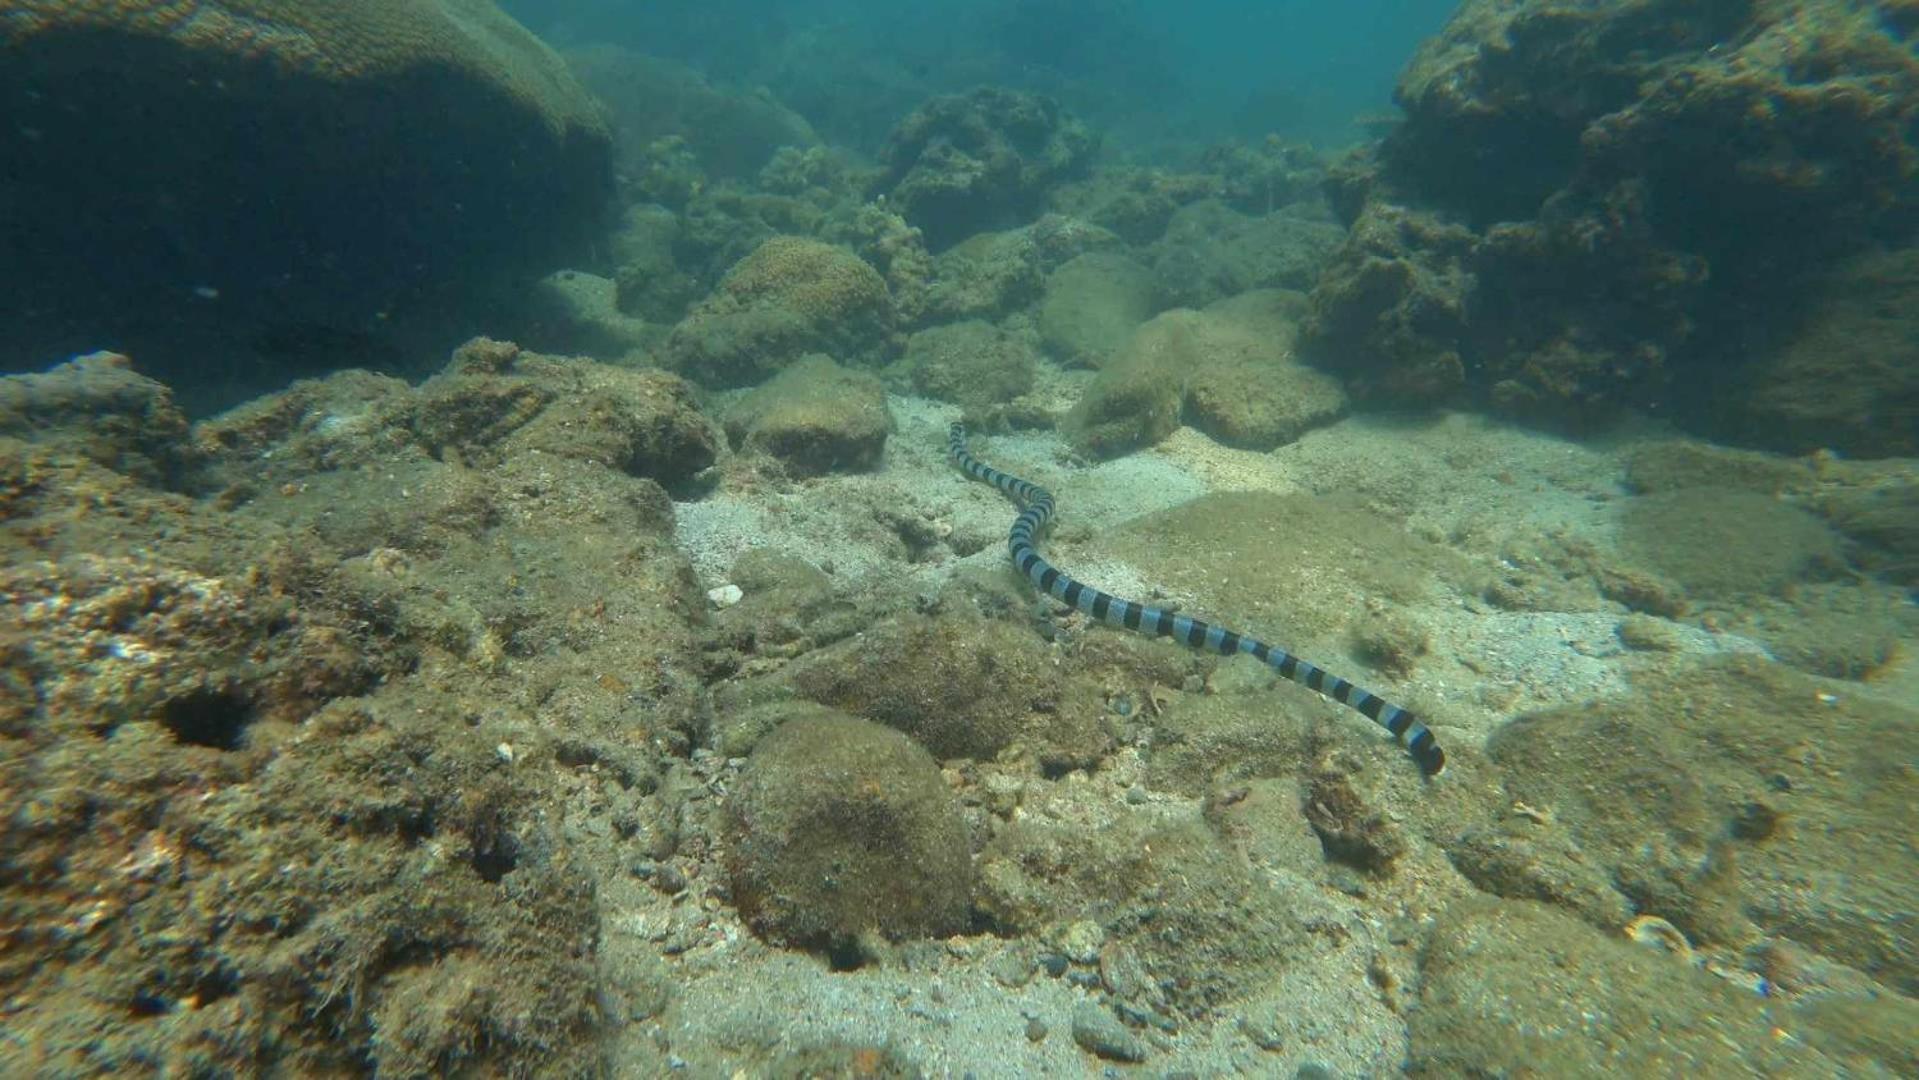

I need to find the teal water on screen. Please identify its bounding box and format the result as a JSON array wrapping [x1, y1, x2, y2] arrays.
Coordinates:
[[1, 1, 1913, 1076]]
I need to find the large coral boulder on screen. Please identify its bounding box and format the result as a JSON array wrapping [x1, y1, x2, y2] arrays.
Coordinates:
[[0, 0, 613, 407]]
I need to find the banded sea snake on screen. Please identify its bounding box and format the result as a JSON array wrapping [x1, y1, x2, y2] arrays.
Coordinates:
[[949, 423, 1445, 776]]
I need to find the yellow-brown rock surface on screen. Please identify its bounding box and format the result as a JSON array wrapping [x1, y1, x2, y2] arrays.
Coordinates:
[[2, 0, 605, 139]]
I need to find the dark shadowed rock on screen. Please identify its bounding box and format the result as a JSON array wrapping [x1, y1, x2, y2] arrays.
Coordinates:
[[0, 0, 613, 408]]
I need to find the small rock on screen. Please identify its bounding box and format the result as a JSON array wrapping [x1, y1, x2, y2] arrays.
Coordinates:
[[707, 583, 743, 608], [989, 948, 1037, 988], [652, 862, 689, 895], [1058, 919, 1106, 964], [1071, 1002, 1147, 1063]]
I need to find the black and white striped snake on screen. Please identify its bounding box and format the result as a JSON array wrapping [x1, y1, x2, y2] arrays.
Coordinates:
[[950, 423, 1445, 776]]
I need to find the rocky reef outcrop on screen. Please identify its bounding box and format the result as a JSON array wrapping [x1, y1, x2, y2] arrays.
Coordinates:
[[875, 87, 1099, 251], [0, 337, 718, 1075], [1300, 0, 1919, 454]]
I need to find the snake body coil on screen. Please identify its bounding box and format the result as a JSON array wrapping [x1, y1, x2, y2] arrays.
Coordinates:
[[950, 423, 1444, 776]]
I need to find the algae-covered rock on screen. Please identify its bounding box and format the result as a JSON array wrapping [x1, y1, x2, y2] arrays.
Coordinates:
[[528, 269, 657, 360], [1727, 247, 1919, 458], [923, 229, 1047, 324], [1068, 294, 1347, 458], [779, 611, 1111, 769], [724, 355, 894, 476], [904, 320, 1038, 411], [334, 338, 719, 495], [821, 202, 938, 327], [1411, 899, 1851, 1075], [1038, 252, 1160, 369], [915, 215, 1120, 329], [502, 358, 720, 495], [1, 0, 613, 403], [1148, 200, 1346, 310], [1180, 290, 1346, 449], [1617, 437, 1919, 593], [1617, 490, 1844, 601], [1299, 202, 1476, 404], [701, 551, 867, 683], [565, 46, 820, 182], [977, 812, 1302, 1019], [1300, 0, 1919, 445], [876, 88, 1097, 251], [611, 204, 704, 323], [1818, 474, 1919, 588], [665, 237, 897, 388], [0, 351, 193, 487], [0, 337, 705, 1075], [1479, 658, 1918, 989], [1063, 324, 1186, 458], [1731, 585, 1908, 681], [1200, 138, 1330, 218], [1623, 439, 1817, 497], [722, 712, 972, 949], [4, 0, 609, 122]]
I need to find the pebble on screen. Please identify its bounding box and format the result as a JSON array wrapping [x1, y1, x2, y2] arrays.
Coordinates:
[[1058, 919, 1105, 963], [1071, 1002, 1147, 1062], [706, 583, 743, 608], [989, 949, 1036, 988]]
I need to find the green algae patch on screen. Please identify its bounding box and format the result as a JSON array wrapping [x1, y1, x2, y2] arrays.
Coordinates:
[[1412, 899, 1843, 1075], [1618, 489, 1845, 600], [1475, 657, 1917, 990], [1101, 490, 1480, 648]]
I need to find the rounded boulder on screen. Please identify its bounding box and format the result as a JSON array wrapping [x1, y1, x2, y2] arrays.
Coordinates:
[[722, 712, 971, 950]]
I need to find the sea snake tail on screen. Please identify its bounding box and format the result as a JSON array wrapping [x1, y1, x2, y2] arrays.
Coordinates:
[[949, 423, 1445, 777]]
